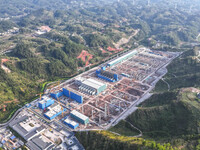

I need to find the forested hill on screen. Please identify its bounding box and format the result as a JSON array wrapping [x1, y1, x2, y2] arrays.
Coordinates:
[[0, 0, 116, 17], [0, 0, 200, 18], [76, 131, 176, 150]]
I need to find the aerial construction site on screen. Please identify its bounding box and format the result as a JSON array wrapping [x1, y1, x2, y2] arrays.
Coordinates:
[[28, 47, 179, 131]]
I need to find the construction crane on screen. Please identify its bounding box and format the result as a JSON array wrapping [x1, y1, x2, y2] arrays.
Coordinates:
[[40, 93, 42, 100], [36, 92, 43, 101]]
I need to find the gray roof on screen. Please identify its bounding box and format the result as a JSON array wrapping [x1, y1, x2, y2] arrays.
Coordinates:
[[32, 136, 50, 149], [26, 141, 41, 150], [9, 115, 45, 141], [9, 115, 28, 126], [26, 135, 55, 150], [54, 147, 62, 150], [68, 137, 85, 150], [13, 124, 28, 135]]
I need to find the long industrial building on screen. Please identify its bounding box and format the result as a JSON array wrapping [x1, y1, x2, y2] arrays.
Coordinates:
[[70, 110, 89, 125], [51, 89, 83, 104], [63, 88, 83, 104], [78, 78, 107, 95], [107, 50, 138, 67]]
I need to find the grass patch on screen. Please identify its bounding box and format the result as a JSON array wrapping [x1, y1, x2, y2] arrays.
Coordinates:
[[140, 92, 177, 107], [153, 79, 168, 93], [109, 120, 140, 136]]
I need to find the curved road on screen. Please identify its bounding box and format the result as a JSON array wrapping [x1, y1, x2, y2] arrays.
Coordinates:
[[110, 119, 143, 138], [0, 108, 23, 128], [161, 78, 170, 91], [123, 120, 143, 137]]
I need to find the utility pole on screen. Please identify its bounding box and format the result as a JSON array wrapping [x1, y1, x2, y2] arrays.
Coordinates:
[[92, 109, 94, 120], [99, 113, 101, 124], [119, 101, 121, 111], [96, 97, 98, 107], [104, 103, 107, 118], [82, 106, 84, 113]]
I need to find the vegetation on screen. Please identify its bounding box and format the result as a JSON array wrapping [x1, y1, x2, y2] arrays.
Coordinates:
[[0, 20, 16, 32], [155, 50, 200, 92], [109, 120, 140, 136], [76, 131, 177, 150], [127, 93, 200, 138]]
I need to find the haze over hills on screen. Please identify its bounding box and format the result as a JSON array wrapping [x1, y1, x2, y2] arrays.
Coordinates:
[[0, 0, 200, 150], [0, 0, 200, 18]]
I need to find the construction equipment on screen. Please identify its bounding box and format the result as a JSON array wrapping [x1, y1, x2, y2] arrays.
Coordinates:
[[40, 93, 42, 100], [36, 93, 43, 100], [57, 81, 61, 90]]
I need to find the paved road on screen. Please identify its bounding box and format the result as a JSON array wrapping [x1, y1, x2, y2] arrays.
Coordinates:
[[110, 119, 143, 138], [0, 108, 23, 129], [124, 120, 143, 137], [162, 78, 170, 91], [114, 29, 140, 49]]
